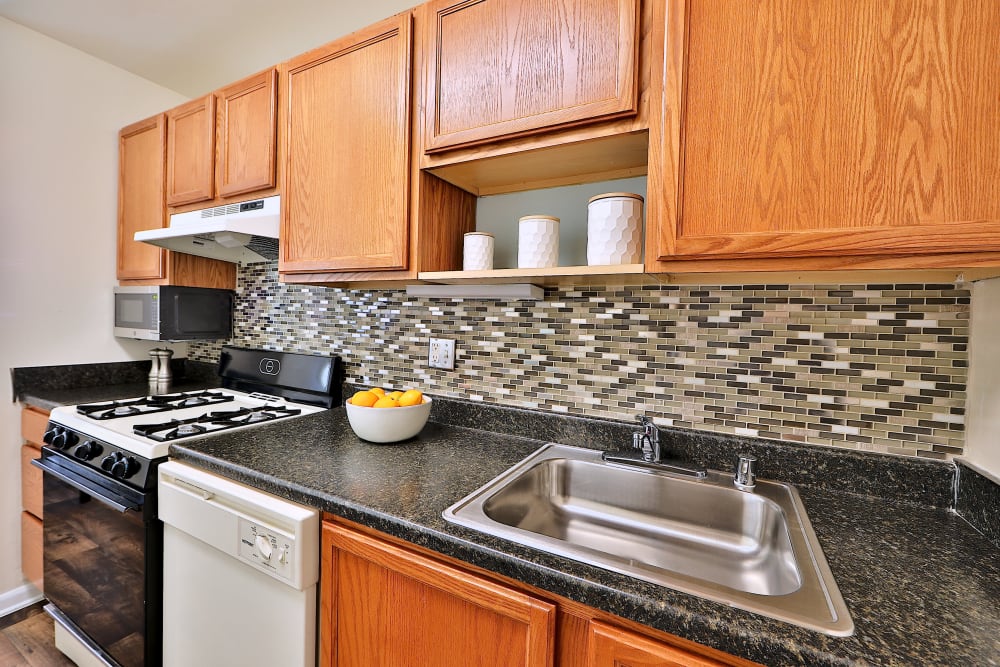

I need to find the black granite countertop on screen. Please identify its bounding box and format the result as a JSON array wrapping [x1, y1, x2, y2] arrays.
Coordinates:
[[164, 408, 1000, 667]]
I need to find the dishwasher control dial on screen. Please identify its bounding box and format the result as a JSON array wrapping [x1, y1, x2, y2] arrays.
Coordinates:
[[255, 535, 273, 560]]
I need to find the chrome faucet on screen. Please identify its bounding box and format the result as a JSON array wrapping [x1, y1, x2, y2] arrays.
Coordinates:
[[602, 414, 707, 479], [633, 415, 661, 462], [734, 454, 757, 491]]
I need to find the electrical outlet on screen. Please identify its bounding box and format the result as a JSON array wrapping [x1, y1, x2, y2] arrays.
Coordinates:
[[428, 338, 455, 370]]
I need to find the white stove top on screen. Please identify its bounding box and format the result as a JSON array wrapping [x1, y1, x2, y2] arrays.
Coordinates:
[[49, 388, 325, 459]]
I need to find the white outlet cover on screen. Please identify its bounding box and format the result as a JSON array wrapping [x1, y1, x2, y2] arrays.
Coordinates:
[[429, 338, 455, 370]]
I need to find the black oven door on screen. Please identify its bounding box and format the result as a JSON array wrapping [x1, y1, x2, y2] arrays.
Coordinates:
[[34, 450, 161, 667]]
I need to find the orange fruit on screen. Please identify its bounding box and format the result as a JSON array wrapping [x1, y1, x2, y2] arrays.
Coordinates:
[[388, 391, 404, 400], [372, 396, 399, 408], [350, 390, 378, 407], [369, 387, 386, 397], [398, 389, 424, 407]]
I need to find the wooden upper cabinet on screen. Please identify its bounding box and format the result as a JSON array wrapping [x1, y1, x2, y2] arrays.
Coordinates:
[[423, 0, 640, 153], [118, 114, 167, 280], [588, 621, 728, 667], [217, 68, 278, 198], [321, 522, 555, 667], [166, 94, 216, 206], [652, 0, 1000, 264], [280, 14, 412, 274]]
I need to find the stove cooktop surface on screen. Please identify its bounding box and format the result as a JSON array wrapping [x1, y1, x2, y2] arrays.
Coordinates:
[[50, 388, 325, 459]]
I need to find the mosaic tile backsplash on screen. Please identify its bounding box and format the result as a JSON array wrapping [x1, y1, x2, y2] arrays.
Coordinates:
[[188, 262, 970, 460]]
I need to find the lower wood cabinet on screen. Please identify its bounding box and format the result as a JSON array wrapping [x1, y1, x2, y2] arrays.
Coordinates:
[[588, 621, 727, 667], [320, 520, 758, 667], [21, 406, 48, 591], [321, 522, 555, 667]]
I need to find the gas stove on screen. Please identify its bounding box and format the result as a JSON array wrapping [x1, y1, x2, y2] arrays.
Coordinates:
[[42, 347, 343, 490]]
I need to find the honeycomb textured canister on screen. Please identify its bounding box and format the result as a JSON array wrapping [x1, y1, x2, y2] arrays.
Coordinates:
[[518, 215, 560, 269], [463, 232, 494, 270], [587, 192, 644, 265]]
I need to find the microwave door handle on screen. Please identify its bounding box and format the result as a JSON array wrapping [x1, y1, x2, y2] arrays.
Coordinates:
[[31, 458, 138, 513]]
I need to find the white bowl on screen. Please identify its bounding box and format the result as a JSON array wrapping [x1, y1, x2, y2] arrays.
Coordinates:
[[345, 397, 432, 443]]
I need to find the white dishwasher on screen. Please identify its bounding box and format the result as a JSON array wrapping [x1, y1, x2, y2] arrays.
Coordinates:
[[158, 461, 319, 667]]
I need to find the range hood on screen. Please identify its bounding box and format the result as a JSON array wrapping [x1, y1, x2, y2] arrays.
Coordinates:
[[134, 195, 280, 264]]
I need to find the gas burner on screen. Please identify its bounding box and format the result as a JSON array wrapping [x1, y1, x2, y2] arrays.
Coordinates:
[[245, 411, 277, 424], [173, 424, 207, 438], [177, 397, 209, 408]]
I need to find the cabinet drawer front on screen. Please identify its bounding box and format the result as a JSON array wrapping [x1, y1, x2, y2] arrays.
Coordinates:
[[424, 0, 640, 152], [21, 445, 43, 519], [21, 406, 49, 446], [21, 512, 43, 591]]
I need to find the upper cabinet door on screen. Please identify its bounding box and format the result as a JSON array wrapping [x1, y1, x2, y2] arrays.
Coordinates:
[[216, 69, 278, 198], [118, 114, 166, 280], [655, 0, 1000, 262], [280, 14, 412, 274], [166, 94, 216, 206], [423, 0, 640, 153]]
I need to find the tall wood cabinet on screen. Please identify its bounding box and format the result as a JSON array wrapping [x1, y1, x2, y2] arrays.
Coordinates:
[[321, 522, 555, 667], [20, 406, 48, 591], [117, 114, 236, 288], [422, 0, 640, 153], [280, 14, 414, 274], [647, 0, 1000, 272]]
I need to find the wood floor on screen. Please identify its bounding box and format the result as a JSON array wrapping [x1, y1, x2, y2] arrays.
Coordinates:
[[0, 603, 74, 666]]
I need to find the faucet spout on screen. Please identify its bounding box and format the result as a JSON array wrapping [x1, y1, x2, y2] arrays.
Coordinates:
[[602, 415, 708, 479]]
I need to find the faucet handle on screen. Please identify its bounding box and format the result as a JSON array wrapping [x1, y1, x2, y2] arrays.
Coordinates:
[[734, 454, 757, 490]]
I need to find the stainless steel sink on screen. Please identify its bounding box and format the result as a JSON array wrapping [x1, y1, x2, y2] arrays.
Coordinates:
[[443, 444, 854, 636]]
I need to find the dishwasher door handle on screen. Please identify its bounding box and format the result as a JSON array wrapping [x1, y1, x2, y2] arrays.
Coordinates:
[[166, 476, 216, 500]]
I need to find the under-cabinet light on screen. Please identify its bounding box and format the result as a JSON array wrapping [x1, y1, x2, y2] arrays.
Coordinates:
[[405, 283, 544, 300]]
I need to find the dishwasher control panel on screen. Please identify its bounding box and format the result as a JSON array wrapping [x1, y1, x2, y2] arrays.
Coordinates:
[[238, 518, 296, 582]]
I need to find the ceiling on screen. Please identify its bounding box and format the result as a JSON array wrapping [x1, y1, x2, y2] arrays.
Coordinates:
[[0, 0, 416, 97]]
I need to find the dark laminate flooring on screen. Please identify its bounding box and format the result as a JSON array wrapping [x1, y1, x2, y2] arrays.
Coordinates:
[[0, 603, 73, 667]]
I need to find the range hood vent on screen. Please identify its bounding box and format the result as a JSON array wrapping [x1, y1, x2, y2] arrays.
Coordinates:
[[134, 195, 280, 264]]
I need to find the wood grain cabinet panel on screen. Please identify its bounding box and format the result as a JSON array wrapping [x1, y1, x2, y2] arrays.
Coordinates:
[[423, 0, 640, 153], [651, 0, 1000, 264], [166, 94, 216, 206], [21, 445, 42, 520], [117, 114, 167, 281], [21, 406, 49, 447], [21, 512, 42, 591], [588, 621, 727, 667], [216, 68, 278, 198], [321, 522, 555, 667], [280, 14, 412, 274]]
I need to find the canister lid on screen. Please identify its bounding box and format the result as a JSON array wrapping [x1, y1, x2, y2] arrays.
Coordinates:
[[464, 231, 494, 237], [588, 192, 644, 204], [518, 215, 560, 222]]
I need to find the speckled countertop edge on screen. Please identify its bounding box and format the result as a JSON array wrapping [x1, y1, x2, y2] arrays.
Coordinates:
[[168, 409, 1000, 667]]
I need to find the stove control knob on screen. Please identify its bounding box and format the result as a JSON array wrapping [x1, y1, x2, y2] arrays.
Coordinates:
[[101, 452, 124, 472], [43, 426, 60, 445], [111, 456, 141, 479], [63, 431, 79, 448], [255, 535, 273, 561], [74, 441, 103, 461]]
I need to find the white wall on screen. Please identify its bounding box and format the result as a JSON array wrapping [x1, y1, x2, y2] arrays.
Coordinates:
[[966, 278, 1000, 478], [0, 17, 188, 595]]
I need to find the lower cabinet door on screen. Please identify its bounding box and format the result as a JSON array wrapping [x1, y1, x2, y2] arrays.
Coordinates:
[[589, 621, 727, 667], [21, 512, 43, 590], [321, 523, 555, 667]]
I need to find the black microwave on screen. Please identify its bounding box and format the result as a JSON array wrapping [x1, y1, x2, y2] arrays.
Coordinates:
[[114, 286, 233, 341]]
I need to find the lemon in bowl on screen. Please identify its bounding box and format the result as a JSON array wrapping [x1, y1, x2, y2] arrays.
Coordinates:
[[345, 388, 432, 443]]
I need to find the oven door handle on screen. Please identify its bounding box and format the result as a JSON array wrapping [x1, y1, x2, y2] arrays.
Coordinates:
[[32, 458, 140, 513]]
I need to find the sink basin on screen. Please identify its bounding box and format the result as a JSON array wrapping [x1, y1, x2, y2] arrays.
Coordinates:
[[444, 444, 853, 636]]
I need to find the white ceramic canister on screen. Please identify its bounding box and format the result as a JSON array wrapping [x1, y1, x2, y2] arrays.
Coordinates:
[[587, 192, 644, 265], [517, 215, 560, 269], [463, 232, 495, 271]]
